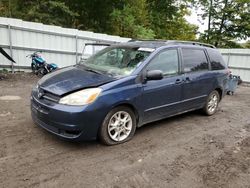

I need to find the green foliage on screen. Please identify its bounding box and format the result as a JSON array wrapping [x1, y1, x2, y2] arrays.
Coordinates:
[[0, 0, 20, 17], [0, 0, 9, 17], [109, 0, 197, 39], [0, 0, 78, 27], [148, 1, 198, 40], [0, 0, 198, 40], [242, 41, 250, 48], [109, 2, 155, 39], [25, 1, 78, 27], [0, 68, 8, 73], [135, 26, 156, 39], [193, 0, 250, 47]]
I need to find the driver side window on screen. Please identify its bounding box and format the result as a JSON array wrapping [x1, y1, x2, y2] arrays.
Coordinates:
[[147, 49, 179, 76]]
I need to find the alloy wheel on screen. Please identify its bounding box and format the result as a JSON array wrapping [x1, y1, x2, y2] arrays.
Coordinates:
[[107, 111, 133, 142], [207, 94, 218, 114]]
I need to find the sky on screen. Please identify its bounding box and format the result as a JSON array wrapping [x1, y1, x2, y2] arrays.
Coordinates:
[[185, 8, 208, 34]]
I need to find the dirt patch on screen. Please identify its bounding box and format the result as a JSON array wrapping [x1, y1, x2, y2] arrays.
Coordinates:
[[0, 96, 22, 100], [0, 72, 36, 81], [199, 135, 250, 188], [0, 73, 249, 188]]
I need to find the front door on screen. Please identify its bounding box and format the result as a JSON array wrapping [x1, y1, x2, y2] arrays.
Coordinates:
[[141, 48, 184, 124]]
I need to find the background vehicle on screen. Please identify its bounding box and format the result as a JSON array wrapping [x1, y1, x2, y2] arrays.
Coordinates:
[[37, 62, 58, 76], [26, 51, 45, 73], [31, 40, 228, 145], [26, 51, 58, 75]]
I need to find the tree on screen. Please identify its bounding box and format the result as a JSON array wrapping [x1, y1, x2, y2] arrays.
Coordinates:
[[193, 0, 250, 47], [0, 0, 19, 17], [109, 0, 197, 39], [109, 1, 155, 39], [0, 0, 198, 40], [0, 0, 9, 17], [242, 40, 250, 48], [63, 0, 123, 32], [148, 0, 198, 40], [0, 0, 78, 27]]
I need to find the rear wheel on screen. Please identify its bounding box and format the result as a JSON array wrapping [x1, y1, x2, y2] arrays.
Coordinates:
[[203, 90, 220, 116], [99, 106, 136, 145], [37, 68, 47, 77]]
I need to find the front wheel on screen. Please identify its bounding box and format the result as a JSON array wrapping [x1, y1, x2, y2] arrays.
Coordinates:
[[99, 106, 136, 145], [31, 64, 36, 73], [203, 90, 220, 116]]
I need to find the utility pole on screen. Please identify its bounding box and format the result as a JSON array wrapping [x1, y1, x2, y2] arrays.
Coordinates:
[[207, 0, 213, 42]]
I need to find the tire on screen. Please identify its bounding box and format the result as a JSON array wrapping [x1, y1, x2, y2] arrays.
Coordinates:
[[37, 68, 47, 77], [31, 64, 36, 73], [99, 106, 137, 145], [203, 90, 220, 116]]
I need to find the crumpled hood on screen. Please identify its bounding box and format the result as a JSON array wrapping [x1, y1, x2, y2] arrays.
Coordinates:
[[38, 65, 115, 96]]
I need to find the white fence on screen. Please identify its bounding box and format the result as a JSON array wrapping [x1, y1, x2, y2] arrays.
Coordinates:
[[0, 17, 249, 82], [220, 49, 250, 83], [0, 17, 130, 71]]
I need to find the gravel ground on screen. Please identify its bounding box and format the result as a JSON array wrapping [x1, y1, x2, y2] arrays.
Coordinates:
[[0, 73, 250, 188]]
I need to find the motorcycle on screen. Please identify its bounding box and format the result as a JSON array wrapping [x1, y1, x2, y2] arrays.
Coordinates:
[[26, 51, 58, 76], [37, 62, 58, 77]]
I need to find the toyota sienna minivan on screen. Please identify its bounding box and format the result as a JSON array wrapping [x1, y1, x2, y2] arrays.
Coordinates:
[[31, 40, 228, 145]]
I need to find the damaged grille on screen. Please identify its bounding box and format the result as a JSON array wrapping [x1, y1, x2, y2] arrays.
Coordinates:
[[37, 87, 60, 103]]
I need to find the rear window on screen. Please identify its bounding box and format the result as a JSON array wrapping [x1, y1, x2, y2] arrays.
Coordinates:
[[182, 49, 209, 73], [207, 49, 227, 70]]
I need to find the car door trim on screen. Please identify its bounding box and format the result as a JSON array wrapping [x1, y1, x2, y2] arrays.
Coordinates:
[[145, 94, 207, 112]]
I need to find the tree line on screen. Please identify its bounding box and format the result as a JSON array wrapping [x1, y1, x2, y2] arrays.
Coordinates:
[[0, 0, 249, 48]]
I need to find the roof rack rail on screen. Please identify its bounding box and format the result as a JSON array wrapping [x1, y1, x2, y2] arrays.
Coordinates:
[[128, 39, 168, 42], [128, 39, 216, 48], [167, 40, 216, 48]]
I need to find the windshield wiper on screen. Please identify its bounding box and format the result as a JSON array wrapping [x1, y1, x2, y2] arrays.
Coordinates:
[[79, 64, 116, 77], [84, 68, 103, 75], [79, 64, 103, 75]]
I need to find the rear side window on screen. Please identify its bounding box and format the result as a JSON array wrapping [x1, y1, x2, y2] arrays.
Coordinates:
[[182, 49, 208, 73], [207, 49, 227, 70]]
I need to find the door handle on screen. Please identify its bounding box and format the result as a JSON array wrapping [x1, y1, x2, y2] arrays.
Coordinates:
[[175, 79, 183, 84]]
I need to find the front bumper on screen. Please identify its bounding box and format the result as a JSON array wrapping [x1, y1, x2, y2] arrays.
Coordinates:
[[31, 93, 107, 141], [31, 110, 83, 140]]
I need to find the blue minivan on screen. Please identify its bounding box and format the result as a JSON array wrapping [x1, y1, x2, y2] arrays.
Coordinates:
[[31, 40, 228, 145]]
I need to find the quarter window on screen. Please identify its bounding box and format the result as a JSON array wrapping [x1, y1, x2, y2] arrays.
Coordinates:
[[182, 49, 208, 73], [147, 49, 179, 76], [207, 49, 227, 70]]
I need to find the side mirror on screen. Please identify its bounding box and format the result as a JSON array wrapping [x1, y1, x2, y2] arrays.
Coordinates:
[[146, 70, 163, 80]]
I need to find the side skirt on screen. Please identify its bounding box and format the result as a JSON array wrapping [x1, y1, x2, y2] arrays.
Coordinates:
[[137, 106, 203, 128]]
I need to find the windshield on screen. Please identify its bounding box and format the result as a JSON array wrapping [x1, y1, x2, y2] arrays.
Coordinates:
[[80, 46, 152, 77], [82, 44, 110, 60]]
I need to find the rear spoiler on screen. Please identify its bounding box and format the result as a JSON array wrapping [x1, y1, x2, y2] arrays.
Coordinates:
[[0, 47, 16, 63]]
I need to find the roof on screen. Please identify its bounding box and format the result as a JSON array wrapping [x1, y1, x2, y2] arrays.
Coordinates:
[[113, 40, 216, 49]]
